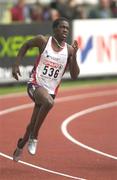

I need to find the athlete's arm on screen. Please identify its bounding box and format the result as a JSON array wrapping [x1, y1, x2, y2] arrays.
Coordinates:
[[68, 40, 80, 80], [12, 35, 47, 80]]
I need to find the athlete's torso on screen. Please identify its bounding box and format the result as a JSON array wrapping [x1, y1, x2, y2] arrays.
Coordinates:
[[28, 36, 68, 95]]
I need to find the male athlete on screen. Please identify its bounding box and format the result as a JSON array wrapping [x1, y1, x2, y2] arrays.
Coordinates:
[[12, 17, 80, 161]]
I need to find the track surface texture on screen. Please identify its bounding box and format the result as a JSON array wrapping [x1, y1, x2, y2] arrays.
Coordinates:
[[0, 83, 117, 180]]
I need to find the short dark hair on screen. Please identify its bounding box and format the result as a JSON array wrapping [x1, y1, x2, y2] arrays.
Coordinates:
[[52, 17, 69, 29]]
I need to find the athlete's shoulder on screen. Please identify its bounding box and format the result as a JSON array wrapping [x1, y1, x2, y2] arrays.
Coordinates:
[[35, 34, 51, 43], [35, 34, 47, 43]]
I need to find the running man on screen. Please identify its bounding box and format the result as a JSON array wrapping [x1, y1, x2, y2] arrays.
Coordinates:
[[12, 17, 80, 162]]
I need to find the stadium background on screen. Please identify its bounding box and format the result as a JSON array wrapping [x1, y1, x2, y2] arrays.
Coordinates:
[[0, 0, 117, 86]]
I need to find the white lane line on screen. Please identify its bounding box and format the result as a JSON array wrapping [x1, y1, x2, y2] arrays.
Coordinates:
[[0, 89, 117, 116], [61, 101, 117, 160], [0, 92, 93, 180], [0, 103, 33, 116], [0, 152, 86, 180], [0, 92, 26, 99], [0, 83, 116, 100], [0, 89, 117, 179]]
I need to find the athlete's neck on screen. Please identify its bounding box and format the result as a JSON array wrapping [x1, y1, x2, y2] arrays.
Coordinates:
[[52, 36, 65, 49]]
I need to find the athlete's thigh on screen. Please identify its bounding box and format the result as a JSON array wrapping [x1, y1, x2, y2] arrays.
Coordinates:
[[34, 86, 52, 104], [27, 83, 54, 105]]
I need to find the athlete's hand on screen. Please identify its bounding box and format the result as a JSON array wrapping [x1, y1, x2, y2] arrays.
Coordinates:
[[12, 64, 21, 81], [72, 40, 78, 54]]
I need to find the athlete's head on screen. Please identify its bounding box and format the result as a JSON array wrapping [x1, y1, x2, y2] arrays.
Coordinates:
[[52, 17, 70, 41]]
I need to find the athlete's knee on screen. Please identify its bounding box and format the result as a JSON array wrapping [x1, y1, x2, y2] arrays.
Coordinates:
[[44, 96, 54, 110]]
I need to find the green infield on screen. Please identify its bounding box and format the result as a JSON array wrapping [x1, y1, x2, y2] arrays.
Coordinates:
[[0, 85, 26, 95], [60, 78, 117, 88], [0, 78, 117, 95]]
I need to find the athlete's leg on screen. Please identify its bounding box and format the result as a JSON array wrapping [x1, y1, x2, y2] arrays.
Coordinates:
[[18, 103, 41, 149], [30, 86, 54, 139], [13, 85, 54, 160]]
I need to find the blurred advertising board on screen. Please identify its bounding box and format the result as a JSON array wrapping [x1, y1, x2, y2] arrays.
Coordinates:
[[0, 20, 116, 84], [73, 19, 117, 77], [0, 22, 53, 84]]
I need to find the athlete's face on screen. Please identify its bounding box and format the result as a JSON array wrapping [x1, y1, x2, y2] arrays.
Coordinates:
[[55, 21, 69, 41]]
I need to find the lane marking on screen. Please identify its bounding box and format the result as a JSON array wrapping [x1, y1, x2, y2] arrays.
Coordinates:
[[0, 92, 100, 180], [0, 92, 26, 99], [0, 83, 116, 100], [0, 103, 33, 116], [0, 152, 86, 180], [0, 89, 117, 116], [0, 89, 117, 179], [61, 101, 117, 160]]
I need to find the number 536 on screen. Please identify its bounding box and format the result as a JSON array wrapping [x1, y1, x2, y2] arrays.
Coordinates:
[[43, 65, 59, 78]]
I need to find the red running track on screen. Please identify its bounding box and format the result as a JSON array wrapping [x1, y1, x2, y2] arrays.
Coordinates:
[[0, 84, 117, 180]]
